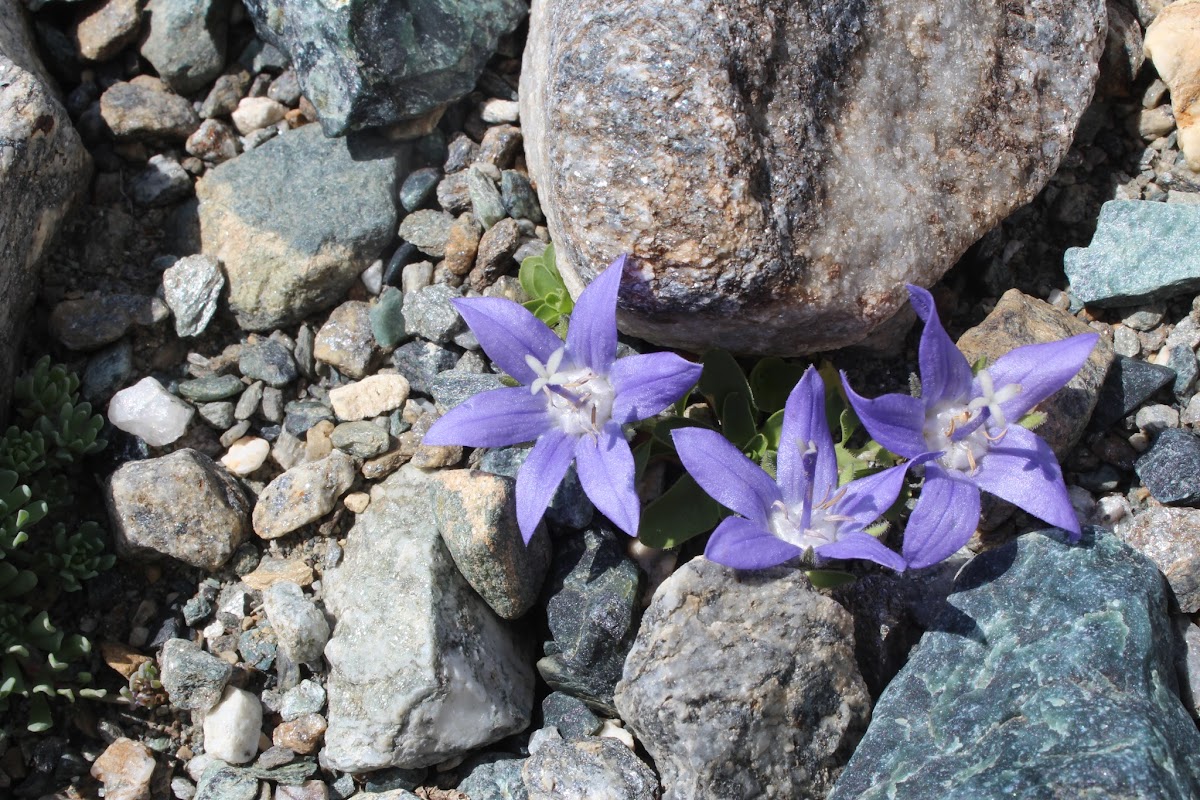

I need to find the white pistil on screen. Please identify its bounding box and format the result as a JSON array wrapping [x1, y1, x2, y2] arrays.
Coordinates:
[[925, 372, 1023, 476], [526, 347, 566, 395], [526, 348, 615, 437]]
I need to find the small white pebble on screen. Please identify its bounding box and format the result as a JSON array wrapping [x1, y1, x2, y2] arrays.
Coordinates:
[[360, 259, 383, 295], [221, 436, 271, 475], [107, 377, 194, 447], [231, 96, 288, 135], [480, 98, 520, 123], [343, 492, 370, 514], [203, 687, 262, 764], [597, 719, 636, 750], [1095, 494, 1131, 527]]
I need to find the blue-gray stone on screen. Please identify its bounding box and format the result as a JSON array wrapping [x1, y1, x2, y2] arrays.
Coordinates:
[[1090, 355, 1176, 430], [829, 527, 1200, 800], [195, 762, 259, 800], [1065, 201, 1200, 307], [402, 284, 465, 344], [283, 400, 335, 436], [1136, 428, 1200, 506], [398, 209, 456, 259], [159, 638, 232, 712], [370, 287, 410, 349], [541, 692, 601, 741], [479, 445, 593, 530], [521, 735, 658, 800], [429, 370, 504, 412], [500, 170, 543, 223], [140, 0, 229, 94], [1167, 345, 1199, 400], [468, 168, 506, 230], [198, 402, 237, 430], [179, 374, 245, 402], [392, 339, 460, 396], [362, 766, 426, 793], [238, 624, 277, 671], [82, 340, 134, 403], [539, 525, 641, 714], [240, 0, 526, 136], [400, 167, 441, 213], [456, 754, 527, 800], [239, 340, 297, 388]]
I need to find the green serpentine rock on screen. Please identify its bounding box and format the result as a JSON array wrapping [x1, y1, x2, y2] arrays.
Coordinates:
[[830, 526, 1200, 800]]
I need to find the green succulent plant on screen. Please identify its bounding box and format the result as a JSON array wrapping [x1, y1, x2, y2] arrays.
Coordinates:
[[0, 358, 112, 732], [519, 244, 574, 332], [120, 662, 167, 710]]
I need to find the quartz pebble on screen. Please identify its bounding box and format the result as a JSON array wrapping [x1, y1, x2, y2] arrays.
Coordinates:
[[203, 686, 263, 764], [232, 97, 289, 135], [90, 738, 156, 800], [108, 377, 195, 447], [329, 374, 411, 421], [221, 437, 271, 475]]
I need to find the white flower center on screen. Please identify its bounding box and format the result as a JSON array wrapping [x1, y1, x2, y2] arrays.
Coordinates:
[[767, 499, 844, 552], [923, 370, 1022, 475], [526, 347, 615, 436]]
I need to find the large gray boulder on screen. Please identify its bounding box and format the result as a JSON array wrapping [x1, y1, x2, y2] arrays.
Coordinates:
[[520, 0, 1107, 355], [322, 465, 534, 772], [241, 0, 527, 136], [0, 0, 91, 421]]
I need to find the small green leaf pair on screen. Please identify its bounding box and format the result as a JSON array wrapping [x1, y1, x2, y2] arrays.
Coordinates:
[[519, 244, 575, 331]]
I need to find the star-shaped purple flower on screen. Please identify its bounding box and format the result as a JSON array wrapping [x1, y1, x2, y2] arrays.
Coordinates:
[[423, 255, 702, 542], [672, 366, 909, 572], [843, 284, 1098, 569]]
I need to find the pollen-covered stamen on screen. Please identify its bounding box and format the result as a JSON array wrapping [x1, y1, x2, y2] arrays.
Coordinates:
[[537, 356, 616, 437], [767, 440, 846, 550]]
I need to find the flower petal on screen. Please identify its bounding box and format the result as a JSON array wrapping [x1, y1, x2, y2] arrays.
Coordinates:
[[908, 284, 973, 408], [574, 421, 640, 536], [972, 424, 1080, 538], [609, 351, 702, 424], [816, 532, 905, 572], [842, 374, 930, 459], [704, 516, 802, 570], [979, 333, 1100, 423], [778, 367, 838, 505], [831, 463, 910, 530], [672, 427, 782, 528], [453, 297, 564, 385], [567, 255, 625, 373], [902, 464, 980, 570], [422, 387, 551, 448], [515, 429, 576, 542]]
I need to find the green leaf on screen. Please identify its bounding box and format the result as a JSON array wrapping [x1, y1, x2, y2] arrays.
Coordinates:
[[741, 433, 768, 462], [805, 569, 857, 589], [699, 350, 756, 418], [760, 449, 778, 479], [720, 393, 757, 447], [761, 409, 784, 450], [1019, 410, 1048, 430], [971, 355, 990, 374], [26, 695, 52, 732], [747, 357, 807, 413], [638, 474, 726, 549], [632, 439, 652, 482]]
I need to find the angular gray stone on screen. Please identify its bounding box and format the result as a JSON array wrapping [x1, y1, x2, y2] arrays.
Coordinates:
[[1066, 201, 1200, 307], [140, 0, 229, 94], [402, 284, 465, 344], [540, 525, 641, 714], [478, 445, 593, 530], [1119, 506, 1200, 614], [521, 735, 658, 800], [0, 1, 92, 422], [163, 254, 225, 337], [322, 465, 533, 772], [49, 293, 166, 351], [241, 0, 527, 135], [429, 370, 504, 413], [330, 420, 391, 458], [1135, 428, 1200, 506], [314, 300, 379, 379], [615, 557, 869, 800], [159, 637, 233, 712], [238, 339, 297, 387], [391, 339, 460, 396], [456, 754, 528, 800], [252, 450, 356, 539], [262, 581, 330, 664], [829, 528, 1200, 799], [427, 469, 552, 620], [196, 124, 400, 330], [398, 209, 456, 259], [520, 0, 1106, 354], [106, 449, 251, 570]]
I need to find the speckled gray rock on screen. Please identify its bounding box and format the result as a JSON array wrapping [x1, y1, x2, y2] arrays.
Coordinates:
[[540, 525, 641, 714], [615, 557, 869, 800], [194, 762, 258, 800], [315, 300, 379, 378], [322, 465, 534, 771], [1066, 201, 1200, 307], [99, 80, 200, 141], [163, 254, 225, 337], [0, 2, 92, 422], [522, 735, 658, 800], [398, 210, 456, 259], [197, 124, 400, 330], [402, 284, 465, 344], [49, 293, 167, 351], [829, 527, 1200, 799], [239, 339, 297, 388], [106, 449, 250, 570], [179, 374, 244, 402], [240, 0, 527, 135], [252, 450, 356, 539], [131, 154, 192, 206], [139, 0, 229, 94], [391, 340, 460, 396], [330, 420, 391, 458], [541, 692, 601, 741], [457, 754, 528, 800], [521, 0, 1106, 354], [159, 637, 232, 711], [428, 469, 551, 619], [1091, 355, 1177, 430], [1135, 428, 1200, 506], [262, 581, 330, 664], [1119, 506, 1200, 613], [429, 370, 504, 412]]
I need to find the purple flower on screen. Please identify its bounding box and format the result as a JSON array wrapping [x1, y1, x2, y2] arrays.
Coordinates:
[[672, 366, 909, 572], [843, 284, 1098, 569], [423, 255, 702, 542]]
